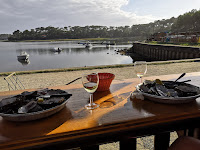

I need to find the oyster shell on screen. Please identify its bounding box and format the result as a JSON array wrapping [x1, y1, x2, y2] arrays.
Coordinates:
[[175, 85, 200, 96], [149, 87, 159, 95], [155, 84, 178, 97], [155, 79, 163, 85], [18, 101, 43, 114], [155, 84, 169, 97], [0, 97, 17, 107], [139, 84, 150, 93], [144, 80, 154, 86]]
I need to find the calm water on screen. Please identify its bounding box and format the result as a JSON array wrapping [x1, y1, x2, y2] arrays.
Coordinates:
[[0, 41, 133, 73]]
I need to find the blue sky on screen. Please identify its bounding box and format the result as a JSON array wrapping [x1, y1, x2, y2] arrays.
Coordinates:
[[123, 0, 200, 18], [0, 0, 200, 34]]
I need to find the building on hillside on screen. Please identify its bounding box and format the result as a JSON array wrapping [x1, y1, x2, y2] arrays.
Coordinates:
[[148, 31, 200, 43], [147, 32, 167, 42], [170, 32, 200, 43]]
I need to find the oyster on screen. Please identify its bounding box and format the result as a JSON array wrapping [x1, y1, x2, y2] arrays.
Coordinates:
[[155, 84, 169, 97], [143, 80, 154, 86], [167, 89, 178, 97], [155, 79, 163, 85], [39, 97, 65, 104], [163, 82, 178, 89], [155, 84, 178, 97], [149, 87, 159, 95], [175, 85, 200, 96], [18, 101, 42, 114], [0, 97, 17, 107], [139, 84, 150, 93]]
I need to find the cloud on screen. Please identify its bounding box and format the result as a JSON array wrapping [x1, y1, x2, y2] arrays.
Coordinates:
[[0, 0, 166, 34]]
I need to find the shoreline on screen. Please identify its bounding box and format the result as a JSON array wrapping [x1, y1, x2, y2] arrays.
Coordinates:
[[2, 37, 116, 42], [1, 58, 200, 76]]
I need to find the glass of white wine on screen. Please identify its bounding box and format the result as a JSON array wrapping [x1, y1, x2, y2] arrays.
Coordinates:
[[134, 61, 147, 83], [82, 73, 99, 110]]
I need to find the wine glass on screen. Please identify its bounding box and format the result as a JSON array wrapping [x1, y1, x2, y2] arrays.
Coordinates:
[[82, 73, 99, 110], [134, 61, 147, 83]]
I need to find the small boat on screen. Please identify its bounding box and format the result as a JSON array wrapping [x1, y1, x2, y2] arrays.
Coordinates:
[[102, 41, 115, 47], [85, 42, 93, 48], [17, 51, 29, 60], [106, 44, 110, 48], [53, 47, 62, 52]]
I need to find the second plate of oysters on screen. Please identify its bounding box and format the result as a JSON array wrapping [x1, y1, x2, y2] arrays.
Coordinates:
[[136, 79, 200, 104]]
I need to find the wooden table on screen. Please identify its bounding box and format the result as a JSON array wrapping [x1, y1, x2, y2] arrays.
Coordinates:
[[1, 72, 200, 150]]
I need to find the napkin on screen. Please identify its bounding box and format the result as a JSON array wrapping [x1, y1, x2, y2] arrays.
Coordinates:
[[131, 91, 144, 100]]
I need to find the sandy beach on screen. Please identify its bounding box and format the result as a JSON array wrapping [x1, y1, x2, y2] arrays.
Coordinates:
[[1, 59, 200, 149]]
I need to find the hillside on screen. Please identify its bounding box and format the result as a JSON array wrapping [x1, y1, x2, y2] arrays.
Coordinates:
[[8, 9, 200, 41]]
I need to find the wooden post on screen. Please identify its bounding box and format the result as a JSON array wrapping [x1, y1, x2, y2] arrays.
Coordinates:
[[120, 137, 136, 150], [154, 132, 170, 150]]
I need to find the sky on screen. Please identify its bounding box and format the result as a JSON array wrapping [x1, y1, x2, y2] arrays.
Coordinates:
[[0, 0, 200, 34]]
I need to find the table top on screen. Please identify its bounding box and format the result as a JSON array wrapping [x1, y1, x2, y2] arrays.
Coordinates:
[[1, 72, 200, 149]]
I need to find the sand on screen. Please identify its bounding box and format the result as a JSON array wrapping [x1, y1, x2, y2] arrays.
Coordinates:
[[1, 60, 200, 92]]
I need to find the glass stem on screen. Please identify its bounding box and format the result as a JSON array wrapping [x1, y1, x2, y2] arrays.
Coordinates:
[[140, 77, 142, 83], [89, 93, 93, 105]]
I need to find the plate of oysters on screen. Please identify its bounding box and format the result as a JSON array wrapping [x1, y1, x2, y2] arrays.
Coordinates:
[[0, 88, 72, 121], [136, 79, 200, 104]]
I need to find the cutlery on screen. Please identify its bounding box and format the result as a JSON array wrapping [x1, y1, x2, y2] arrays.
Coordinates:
[[66, 77, 81, 85], [178, 79, 191, 83], [174, 73, 186, 82], [39, 93, 70, 99]]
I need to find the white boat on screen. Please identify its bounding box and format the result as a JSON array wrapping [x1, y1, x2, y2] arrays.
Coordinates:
[[106, 44, 110, 48], [85, 42, 93, 48], [17, 51, 29, 60], [53, 47, 62, 52]]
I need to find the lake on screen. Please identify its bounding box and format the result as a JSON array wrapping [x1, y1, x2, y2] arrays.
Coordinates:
[[0, 41, 133, 73]]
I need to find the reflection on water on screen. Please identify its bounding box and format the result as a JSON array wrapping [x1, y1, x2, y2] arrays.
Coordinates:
[[0, 41, 133, 72], [17, 58, 30, 66]]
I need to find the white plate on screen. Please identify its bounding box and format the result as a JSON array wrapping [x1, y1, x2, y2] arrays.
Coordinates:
[[136, 81, 200, 104]]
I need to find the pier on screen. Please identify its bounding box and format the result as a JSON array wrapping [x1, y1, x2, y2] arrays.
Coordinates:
[[130, 42, 200, 61]]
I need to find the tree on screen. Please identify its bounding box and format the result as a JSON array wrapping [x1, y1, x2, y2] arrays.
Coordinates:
[[7, 9, 200, 41]]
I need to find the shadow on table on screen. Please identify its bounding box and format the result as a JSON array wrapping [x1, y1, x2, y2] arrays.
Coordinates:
[[0, 106, 72, 142], [131, 97, 200, 115]]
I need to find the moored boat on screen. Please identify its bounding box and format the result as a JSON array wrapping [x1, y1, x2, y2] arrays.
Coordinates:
[[106, 44, 110, 48], [85, 42, 93, 48], [53, 47, 62, 52], [17, 51, 29, 60]]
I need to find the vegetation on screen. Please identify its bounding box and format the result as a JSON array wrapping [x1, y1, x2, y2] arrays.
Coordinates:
[[8, 9, 200, 41], [14, 38, 111, 42], [171, 9, 200, 32]]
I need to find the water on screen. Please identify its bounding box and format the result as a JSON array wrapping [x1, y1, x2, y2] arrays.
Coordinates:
[[0, 41, 133, 73]]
